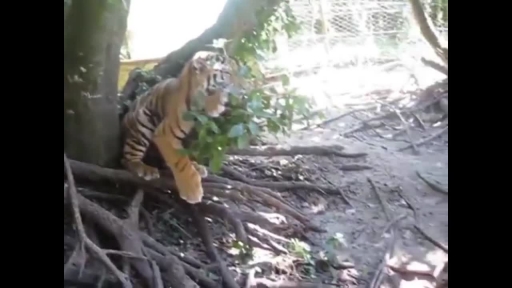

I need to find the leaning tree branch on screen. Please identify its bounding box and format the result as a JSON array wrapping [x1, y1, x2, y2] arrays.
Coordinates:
[[408, 0, 448, 65]]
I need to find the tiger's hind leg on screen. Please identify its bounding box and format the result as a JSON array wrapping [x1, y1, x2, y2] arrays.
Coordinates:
[[122, 136, 160, 181], [153, 136, 206, 204]]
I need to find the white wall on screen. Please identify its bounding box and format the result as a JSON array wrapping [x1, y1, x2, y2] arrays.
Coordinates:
[[127, 0, 227, 59]]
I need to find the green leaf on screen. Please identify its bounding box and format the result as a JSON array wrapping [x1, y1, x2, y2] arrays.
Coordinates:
[[195, 114, 209, 124], [281, 74, 290, 86], [236, 134, 250, 149], [182, 111, 196, 121], [209, 121, 220, 133], [228, 123, 246, 138], [247, 121, 260, 135], [209, 152, 224, 173]]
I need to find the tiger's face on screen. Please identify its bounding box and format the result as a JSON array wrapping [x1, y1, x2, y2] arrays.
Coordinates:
[[190, 51, 241, 117]]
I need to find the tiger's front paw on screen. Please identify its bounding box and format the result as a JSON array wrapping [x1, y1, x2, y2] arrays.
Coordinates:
[[192, 162, 208, 178], [175, 172, 204, 204], [125, 161, 160, 180]]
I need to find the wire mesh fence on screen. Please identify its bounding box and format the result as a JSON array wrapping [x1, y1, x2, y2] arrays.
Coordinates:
[[261, 0, 447, 108]]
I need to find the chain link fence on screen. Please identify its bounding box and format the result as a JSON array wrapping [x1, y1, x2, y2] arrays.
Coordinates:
[[261, 0, 448, 109]]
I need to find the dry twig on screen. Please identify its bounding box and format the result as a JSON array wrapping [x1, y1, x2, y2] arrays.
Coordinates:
[[398, 126, 448, 152], [416, 171, 448, 195]]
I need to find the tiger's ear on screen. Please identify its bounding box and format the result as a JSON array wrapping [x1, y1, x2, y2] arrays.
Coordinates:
[[191, 58, 208, 74]]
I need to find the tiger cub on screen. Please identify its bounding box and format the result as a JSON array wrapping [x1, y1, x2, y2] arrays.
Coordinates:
[[121, 51, 239, 204]]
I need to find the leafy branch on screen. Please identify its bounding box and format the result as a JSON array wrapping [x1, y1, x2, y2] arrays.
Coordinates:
[[184, 0, 320, 173]]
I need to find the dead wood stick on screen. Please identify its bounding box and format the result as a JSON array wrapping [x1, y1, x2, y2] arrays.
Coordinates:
[[383, 103, 419, 154], [398, 126, 448, 151], [414, 225, 448, 253], [190, 205, 240, 288], [64, 154, 132, 288], [416, 171, 448, 195], [228, 145, 367, 158], [386, 264, 436, 281], [343, 96, 444, 137], [368, 178, 392, 220], [299, 107, 365, 131], [367, 177, 400, 288]]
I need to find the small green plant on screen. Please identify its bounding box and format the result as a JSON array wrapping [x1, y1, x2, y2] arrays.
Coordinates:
[[288, 238, 312, 263], [230, 239, 254, 263], [181, 1, 320, 173]]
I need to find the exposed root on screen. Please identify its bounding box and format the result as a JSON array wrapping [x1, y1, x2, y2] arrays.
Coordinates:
[[228, 144, 367, 158], [64, 154, 132, 288], [205, 177, 325, 233], [199, 201, 249, 245], [222, 166, 349, 197], [190, 205, 240, 288], [64, 142, 374, 286]]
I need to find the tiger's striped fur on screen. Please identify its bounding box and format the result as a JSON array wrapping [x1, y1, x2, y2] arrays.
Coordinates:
[[121, 51, 239, 204]]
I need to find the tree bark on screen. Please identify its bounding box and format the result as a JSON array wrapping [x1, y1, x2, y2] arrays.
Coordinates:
[[64, 0, 130, 167]]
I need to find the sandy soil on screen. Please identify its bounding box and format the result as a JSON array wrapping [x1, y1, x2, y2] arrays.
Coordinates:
[[257, 99, 448, 287]]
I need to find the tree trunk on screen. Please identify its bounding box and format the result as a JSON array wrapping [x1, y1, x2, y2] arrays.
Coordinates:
[[64, 0, 130, 167], [408, 0, 448, 66]]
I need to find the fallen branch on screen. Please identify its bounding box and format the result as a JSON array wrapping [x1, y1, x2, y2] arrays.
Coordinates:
[[387, 263, 436, 281], [342, 96, 445, 137], [368, 178, 401, 288], [414, 225, 448, 254], [398, 126, 448, 152], [416, 171, 448, 195]]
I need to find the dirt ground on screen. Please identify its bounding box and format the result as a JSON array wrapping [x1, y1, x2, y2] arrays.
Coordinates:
[[252, 99, 448, 287]]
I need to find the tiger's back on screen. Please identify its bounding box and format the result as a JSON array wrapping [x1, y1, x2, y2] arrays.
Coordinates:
[[121, 51, 240, 204]]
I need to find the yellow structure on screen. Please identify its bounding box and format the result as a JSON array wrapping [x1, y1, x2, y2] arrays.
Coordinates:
[[118, 57, 163, 91]]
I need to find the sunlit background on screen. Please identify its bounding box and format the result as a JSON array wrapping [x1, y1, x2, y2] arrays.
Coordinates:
[[127, 0, 228, 59]]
